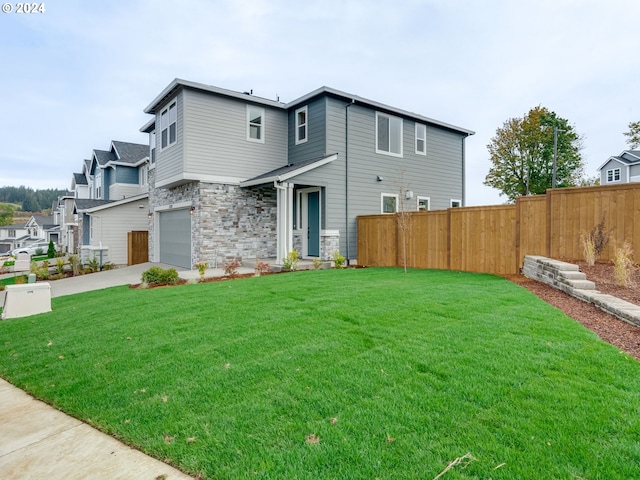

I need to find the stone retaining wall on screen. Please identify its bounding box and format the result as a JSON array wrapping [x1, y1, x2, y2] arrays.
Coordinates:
[[522, 255, 640, 327]]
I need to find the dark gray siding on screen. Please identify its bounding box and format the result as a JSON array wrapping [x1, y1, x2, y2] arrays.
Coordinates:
[[103, 169, 112, 200], [115, 165, 140, 184], [288, 98, 327, 164], [292, 96, 467, 261], [182, 89, 287, 180]]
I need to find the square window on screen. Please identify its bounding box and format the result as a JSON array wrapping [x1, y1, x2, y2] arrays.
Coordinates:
[[247, 106, 265, 143], [450, 199, 461, 208], [381, 193, 398, 213], [376, 112, 403, 157], [296, 106, 308, 144], [417, 196, 430, 211], [415, 124, 426, 155]]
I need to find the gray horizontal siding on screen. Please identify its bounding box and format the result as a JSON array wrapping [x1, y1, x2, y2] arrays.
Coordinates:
[[291, 97, 466, 260], [115, 165, 140, 184], [288, 97, 327, 164], [155, 92, 184, 184], [182, 89, 287, 180]]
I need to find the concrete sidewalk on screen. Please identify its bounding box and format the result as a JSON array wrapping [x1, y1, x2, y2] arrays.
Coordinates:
[[0, 379, 193, 480], [0, 262, 256, 479]]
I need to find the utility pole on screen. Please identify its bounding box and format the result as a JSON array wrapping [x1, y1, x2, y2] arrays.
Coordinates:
[[552, 126, 564, 189]]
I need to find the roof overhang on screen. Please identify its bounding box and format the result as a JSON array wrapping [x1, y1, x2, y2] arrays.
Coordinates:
[[240, 154, 339, 187], [84, 193, 149, 213]]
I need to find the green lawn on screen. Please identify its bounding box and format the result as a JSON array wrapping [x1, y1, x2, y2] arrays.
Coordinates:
[[1, 268, 639, 479], [0, 274, 28, 286]]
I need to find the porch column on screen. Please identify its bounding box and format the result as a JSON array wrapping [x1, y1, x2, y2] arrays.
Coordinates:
[[275, 182, 294, 264]]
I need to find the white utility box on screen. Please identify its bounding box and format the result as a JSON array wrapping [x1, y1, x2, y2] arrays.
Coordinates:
[[2, 283, 52, 319]]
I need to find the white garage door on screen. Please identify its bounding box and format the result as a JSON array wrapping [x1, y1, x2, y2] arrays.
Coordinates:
[[159, 209, 191, 268]]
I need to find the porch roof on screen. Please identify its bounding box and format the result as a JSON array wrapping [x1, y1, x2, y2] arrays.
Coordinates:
[[240, 153, 338, 187]]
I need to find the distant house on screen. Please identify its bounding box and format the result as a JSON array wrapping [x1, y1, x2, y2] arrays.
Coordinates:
[[0, 222, 29, 254], [599, 150, 640, 184], [69, 140, 150, 265], [142, 78, 474, 269]]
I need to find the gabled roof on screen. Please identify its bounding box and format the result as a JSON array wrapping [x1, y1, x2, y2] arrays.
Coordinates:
[[84, 193, 148, 213], [94, 149, 116, 167], [142, 79, 474, 137], [598, 150, 640, 170], [287, 86, 475, 136], [29, 215, 55, 229], [0, 223, 28, 230], [110, 141, 149, 165], [74, 199, 113, 213], [73, 172, 88, 185], [83, 159, 91, 174], [240, 154, 339, 187]]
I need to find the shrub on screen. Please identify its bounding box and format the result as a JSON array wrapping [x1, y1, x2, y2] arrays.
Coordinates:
[[141, 266, 179, 285], [194, 261, 209, 280], [224, 258, 240, 278], [47, 240, 56, 259], [86, 257, 100, 273], [282, 250, 299, 271], [55, 258, 66, 275], [613, 242, 635, 288], [35, 247, 45, 256], [312, 258, 323, 270], [254, 261, 271, 275], [332, 251, 346, 269], [581, 217, 612, 266], [101, 262, 116, 271]]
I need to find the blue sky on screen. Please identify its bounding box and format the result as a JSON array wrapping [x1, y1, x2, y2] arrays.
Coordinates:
[[1, 0, 638, 205]]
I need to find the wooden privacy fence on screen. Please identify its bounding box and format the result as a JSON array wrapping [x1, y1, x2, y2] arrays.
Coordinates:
[[127, 230, 148, 266], [357, 183, 640, 275]]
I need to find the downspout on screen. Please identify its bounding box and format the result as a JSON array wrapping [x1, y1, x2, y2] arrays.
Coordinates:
[[345, 99, 354, 265], [461, 136, 466, 206]]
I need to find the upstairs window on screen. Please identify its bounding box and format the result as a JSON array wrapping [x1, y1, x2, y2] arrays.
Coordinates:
[[295, 106, 308, 144], [450, 199, 461, 208], [247, 105, 265, 143], [415, 123, 426, 155], [606, 168, 621, 182], [160, 100, 177, 149], [381, 193, 398, 213], [376, 112, 403, 157], [150, 132, 156, 164]]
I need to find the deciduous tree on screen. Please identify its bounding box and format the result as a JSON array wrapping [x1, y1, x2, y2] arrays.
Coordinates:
[[484, 106, 584, 203], [0, 203, 15, 226]]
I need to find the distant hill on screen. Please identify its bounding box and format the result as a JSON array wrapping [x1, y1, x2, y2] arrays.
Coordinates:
[[0, 186, 67, 213]]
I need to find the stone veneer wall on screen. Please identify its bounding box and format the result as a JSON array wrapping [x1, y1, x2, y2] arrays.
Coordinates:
[[148, 168, 277, 268], [292, 231, 341, 261]]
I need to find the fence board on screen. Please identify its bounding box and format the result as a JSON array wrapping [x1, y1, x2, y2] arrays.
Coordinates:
[[357, 183, 640, 275]]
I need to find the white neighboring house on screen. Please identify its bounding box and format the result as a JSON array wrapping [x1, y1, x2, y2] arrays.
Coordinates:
[[0, 222, 29, 254], [599, 150, 640, 184]]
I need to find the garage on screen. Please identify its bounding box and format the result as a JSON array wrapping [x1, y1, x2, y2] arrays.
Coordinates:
[[158, 209, 191, 268]]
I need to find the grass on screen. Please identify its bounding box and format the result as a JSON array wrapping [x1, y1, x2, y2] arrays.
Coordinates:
[[1, 268, 639, 479], [0, 274, 28, 286]]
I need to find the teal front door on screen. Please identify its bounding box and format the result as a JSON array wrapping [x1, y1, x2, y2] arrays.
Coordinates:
[[307, 191, 320, 257]]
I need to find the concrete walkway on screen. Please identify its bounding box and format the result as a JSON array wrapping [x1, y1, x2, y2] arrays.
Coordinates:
[[0, 262, 250, 479]]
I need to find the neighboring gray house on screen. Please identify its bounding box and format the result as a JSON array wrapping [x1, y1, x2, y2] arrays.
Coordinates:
[[0, 222, 29, 254], [70, 140, 150, 264], [142, 79, 474, 269], [599, 150, 640, 185]]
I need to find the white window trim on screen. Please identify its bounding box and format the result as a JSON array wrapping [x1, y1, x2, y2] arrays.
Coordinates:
[[375, 111, 403, 158], [247, 105, 265, 143], [417, 196, 430, 211], [381, 193, 399, 214], [450, 199, 462, 208], [415, 123, 427, 155], [295, 105, 308, 145], [160, 99, 177, 150], [606, 168, 621, 182]]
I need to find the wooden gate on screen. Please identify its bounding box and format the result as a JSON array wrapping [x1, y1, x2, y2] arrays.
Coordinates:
[[127, 230, 148, 265]]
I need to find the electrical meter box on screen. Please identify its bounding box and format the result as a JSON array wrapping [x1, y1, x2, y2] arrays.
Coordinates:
[[2, 283, 52, 319]]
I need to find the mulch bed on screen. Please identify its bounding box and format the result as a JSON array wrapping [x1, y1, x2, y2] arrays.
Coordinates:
[[505, 260, 640, 361]]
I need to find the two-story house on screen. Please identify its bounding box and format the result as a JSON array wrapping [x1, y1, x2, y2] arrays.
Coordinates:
[[599, 150, 640, 185], [71, 140, 151, 265], [143, 79, 473, 269]]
